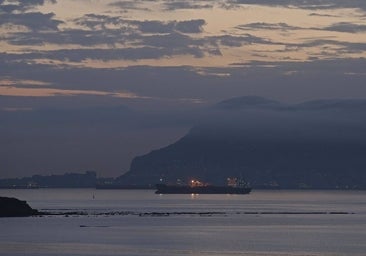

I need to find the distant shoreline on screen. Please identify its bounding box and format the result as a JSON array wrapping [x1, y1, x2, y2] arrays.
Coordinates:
[[1, 186, 365, 191]]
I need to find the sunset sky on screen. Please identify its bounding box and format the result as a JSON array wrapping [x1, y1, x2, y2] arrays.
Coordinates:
[[1, 0, 366, 178]]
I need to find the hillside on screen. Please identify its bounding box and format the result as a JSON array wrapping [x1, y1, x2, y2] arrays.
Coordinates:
[[119, 96, 366, 189]]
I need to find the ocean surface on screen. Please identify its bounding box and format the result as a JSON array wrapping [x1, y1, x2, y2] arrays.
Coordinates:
[[0, 189, 365, 256]]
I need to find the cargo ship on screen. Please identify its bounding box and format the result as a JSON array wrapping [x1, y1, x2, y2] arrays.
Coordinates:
[[155, 178, 251, 194]]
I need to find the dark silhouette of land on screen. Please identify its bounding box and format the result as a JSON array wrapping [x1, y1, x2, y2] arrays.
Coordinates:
[[118, 97, 366, 189], [0, 171, 97, 188], [2, 97, 366, 190], [0, 197, 39, 217]]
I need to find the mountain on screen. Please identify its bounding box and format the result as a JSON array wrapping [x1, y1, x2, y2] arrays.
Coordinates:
[[119, 96, 366, 189]]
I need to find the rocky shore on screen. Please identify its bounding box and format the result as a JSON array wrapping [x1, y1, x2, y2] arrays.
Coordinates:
[[0, 197, 39, 217]]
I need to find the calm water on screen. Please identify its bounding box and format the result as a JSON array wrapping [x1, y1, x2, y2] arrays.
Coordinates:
[[1, 189, 365, 256]]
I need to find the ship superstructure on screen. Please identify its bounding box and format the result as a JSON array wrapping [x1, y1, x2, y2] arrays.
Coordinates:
[[155, 177, 251, 194]]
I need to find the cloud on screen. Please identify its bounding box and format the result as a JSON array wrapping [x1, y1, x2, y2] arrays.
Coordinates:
[[2, 14, 208, 60], [109, 0, 213, 12], [163, 1, 213, 10], [210, 34, 275, 47], [322, 22, 366, 33], [0, 12, 62, 31], [308, 12, 339, 17], [0, 0, 61, 32], [0, 0, 56, 13], [0, 77, 51, 86], [4, 14, 136, 46], [108, 1, 152, 12], [2, 2, 364, 67], [73, 14, 128, 30], [292, 39, 366, 55], [142, 32, 203, 50], [0, 86, 144, 98], [132, 19, 205, 34], [2, 13, 207, 61], [236, 22, 303, 32], [235, 21, 366, 37], [5, 28, 130, 46], [1, 46, 206, 62], [75, 14, 206, 34], [226, 0, 366, 11]]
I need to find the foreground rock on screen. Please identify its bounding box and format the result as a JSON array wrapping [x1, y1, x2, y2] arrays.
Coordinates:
[[0, 197, 39, 217]]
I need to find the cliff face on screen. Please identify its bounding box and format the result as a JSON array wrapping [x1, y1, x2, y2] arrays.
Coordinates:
[[120, 96, 366, 189]]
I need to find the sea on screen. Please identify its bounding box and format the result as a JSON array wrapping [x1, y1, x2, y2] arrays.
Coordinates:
[[0, 189, 365, 256]]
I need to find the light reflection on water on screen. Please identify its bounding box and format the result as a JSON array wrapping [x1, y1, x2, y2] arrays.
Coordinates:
[[0, 189, 366, 256]]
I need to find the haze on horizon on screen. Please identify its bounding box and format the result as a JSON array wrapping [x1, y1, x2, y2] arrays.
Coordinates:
[[1, 0, 366, 178]]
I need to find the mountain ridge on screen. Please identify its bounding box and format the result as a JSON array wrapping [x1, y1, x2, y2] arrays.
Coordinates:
[[118, 96, 366, 189]]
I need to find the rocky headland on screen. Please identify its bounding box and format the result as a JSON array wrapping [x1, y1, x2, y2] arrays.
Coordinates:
[[0, 197, 39, 217]]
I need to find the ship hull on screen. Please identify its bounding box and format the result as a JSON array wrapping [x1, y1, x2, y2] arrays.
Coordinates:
[[155, 184, 251, 194]]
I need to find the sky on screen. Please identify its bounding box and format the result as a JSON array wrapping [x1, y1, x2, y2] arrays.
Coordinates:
[[1, 0, 366, 178]]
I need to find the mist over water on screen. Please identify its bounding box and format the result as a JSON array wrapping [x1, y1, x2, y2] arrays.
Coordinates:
[[1, 189, 365, 256]]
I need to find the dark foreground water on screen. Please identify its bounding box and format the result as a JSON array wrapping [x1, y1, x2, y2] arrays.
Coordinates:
[[0, 189, 365, 256]]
